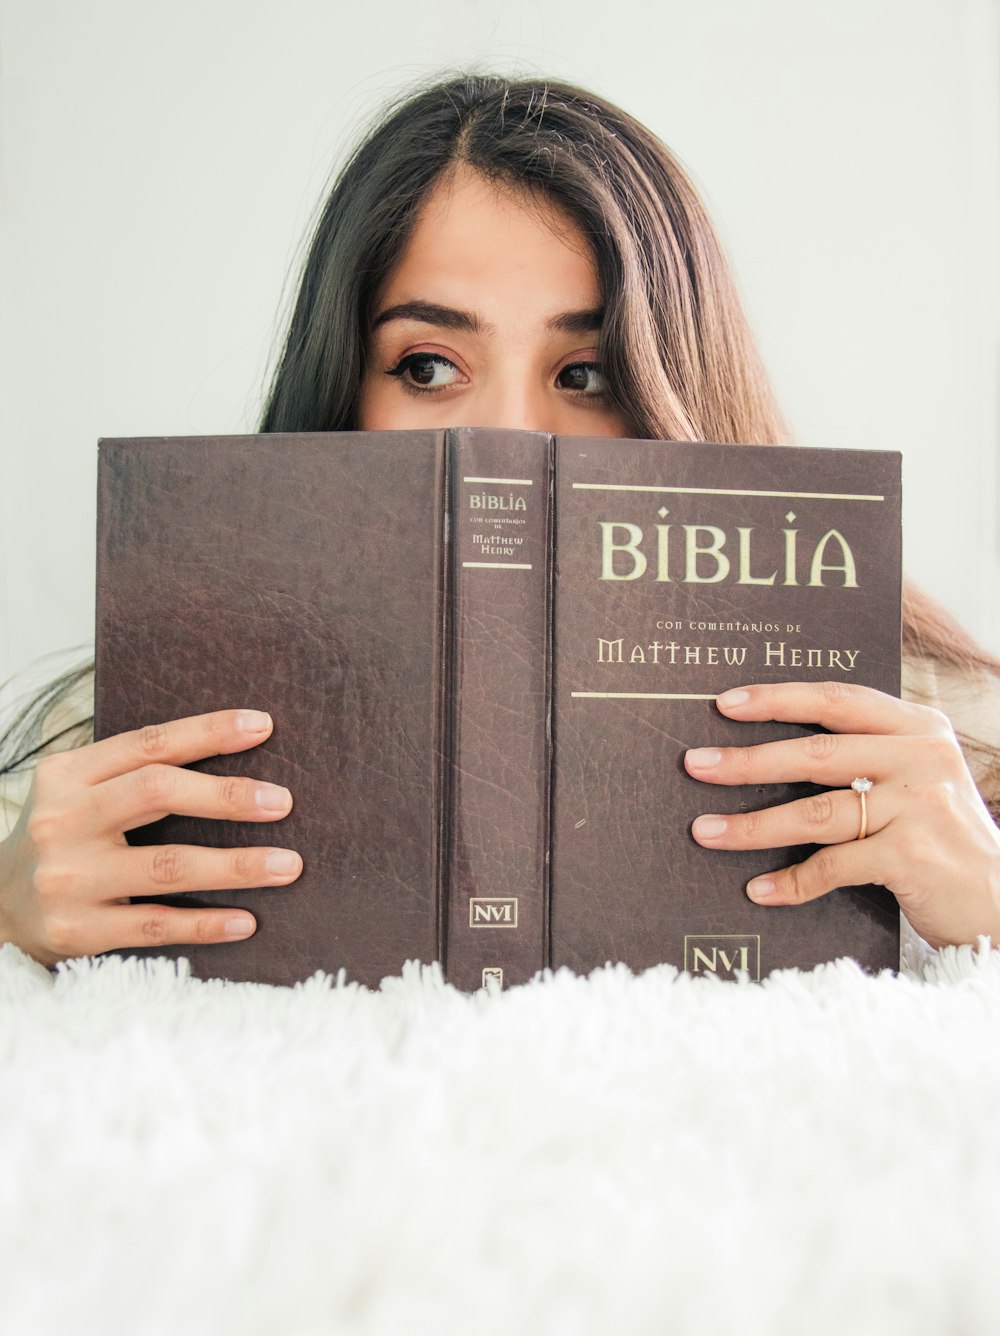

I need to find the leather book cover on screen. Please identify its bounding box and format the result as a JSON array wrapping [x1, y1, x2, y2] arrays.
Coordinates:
[[95, 430, 901, 989], [549, 436, 901, 979], [95, 431, 449, 987]]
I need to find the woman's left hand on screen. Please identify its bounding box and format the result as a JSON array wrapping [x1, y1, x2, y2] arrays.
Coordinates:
[[685, 681, 1000, 950]]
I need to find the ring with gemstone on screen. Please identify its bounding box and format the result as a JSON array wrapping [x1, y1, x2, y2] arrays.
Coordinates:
[[851, 777, 873, 841]]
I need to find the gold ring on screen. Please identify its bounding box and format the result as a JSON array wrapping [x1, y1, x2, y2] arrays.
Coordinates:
[[851, 777, 873, 840]]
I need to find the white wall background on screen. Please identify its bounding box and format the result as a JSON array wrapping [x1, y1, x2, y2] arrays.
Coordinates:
[[2, 0, 998, 704]]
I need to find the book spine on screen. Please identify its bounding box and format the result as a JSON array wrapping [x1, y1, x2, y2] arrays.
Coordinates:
[[444, 429, 553, 991]]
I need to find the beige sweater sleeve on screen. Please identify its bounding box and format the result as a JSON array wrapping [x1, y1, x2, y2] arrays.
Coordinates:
[[0, 671, 96, 841], [898, 655, 1000, 967], [901, 655, 1000, 810], [0, 769, 31, 843]]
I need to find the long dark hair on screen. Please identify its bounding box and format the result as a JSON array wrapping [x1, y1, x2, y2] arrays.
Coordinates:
[[260, 75, 787, 444], [2, 72, 997, 790]]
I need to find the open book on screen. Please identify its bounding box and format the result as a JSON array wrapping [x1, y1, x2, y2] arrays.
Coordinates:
[[95, 429, 901, 987]]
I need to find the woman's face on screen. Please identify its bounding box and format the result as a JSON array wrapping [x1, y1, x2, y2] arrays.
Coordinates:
[[358, 165, 630, 437]]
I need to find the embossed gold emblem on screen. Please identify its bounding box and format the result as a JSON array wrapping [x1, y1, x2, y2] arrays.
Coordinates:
[[469, 897, 518, 928], [684, 934, 760, 980]]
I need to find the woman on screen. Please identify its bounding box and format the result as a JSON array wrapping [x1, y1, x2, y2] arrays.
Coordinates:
[[2, 74, 999, 966]]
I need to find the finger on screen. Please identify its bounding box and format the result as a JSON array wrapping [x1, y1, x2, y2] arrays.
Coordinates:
[[101, 902, 262, 955], [28, 846, 301, 961], [715, 681, 953, 740], [103, 842, 303, 897], [92, 766, 293, 833], [683, 731, 939, 788], [743, 837, 886, 907], [692, 784, 887, 851], [61, 710, 275, 786]]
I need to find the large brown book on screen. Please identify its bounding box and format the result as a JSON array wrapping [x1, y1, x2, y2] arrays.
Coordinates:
[[95, 430, 901, 988]]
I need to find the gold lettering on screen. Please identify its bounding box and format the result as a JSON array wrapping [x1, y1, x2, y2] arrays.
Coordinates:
[[783, 512, 798, 586], [600, 522, 646, 580], [737, 527, 777, 585], [473, 904, 512, 923], [716, 947, 750, 972], [655, 523, 672, 581], [684, 525, 730, 583], [808, 530, 858, 587], [828, 649, 860, 672]]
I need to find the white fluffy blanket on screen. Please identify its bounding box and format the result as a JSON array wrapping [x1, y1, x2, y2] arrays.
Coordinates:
[[3, 940, 1000, 1336]]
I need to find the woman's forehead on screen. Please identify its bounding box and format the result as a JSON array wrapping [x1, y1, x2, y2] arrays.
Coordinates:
[[374, 164, 600, 322]]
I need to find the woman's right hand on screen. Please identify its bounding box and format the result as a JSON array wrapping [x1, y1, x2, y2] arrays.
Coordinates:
[[0, 708, 301, 967]]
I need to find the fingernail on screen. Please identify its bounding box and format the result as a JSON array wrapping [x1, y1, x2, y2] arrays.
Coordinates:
[[717, 689, 750, 709], [256, 784, 292, 813], [225, 916, 255, 937], [747, 877, 776, 901], [693, 815, 727, 839], [237, 710, 272, 733], [265, 849, 301, 877], [686, 748, 722, 769]]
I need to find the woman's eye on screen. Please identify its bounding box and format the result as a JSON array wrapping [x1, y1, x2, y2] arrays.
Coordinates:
[[387, 352, 462, 390], [556, 362, 607, 394]]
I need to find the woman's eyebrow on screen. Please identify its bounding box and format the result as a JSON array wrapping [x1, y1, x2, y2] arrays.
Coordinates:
[[370, 302, 605, 336], [372, 301, 483, 333], [547, 308, 604, 334]]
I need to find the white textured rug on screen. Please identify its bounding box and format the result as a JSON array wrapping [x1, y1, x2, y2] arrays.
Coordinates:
[[3, 941, 1000, 1336]]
